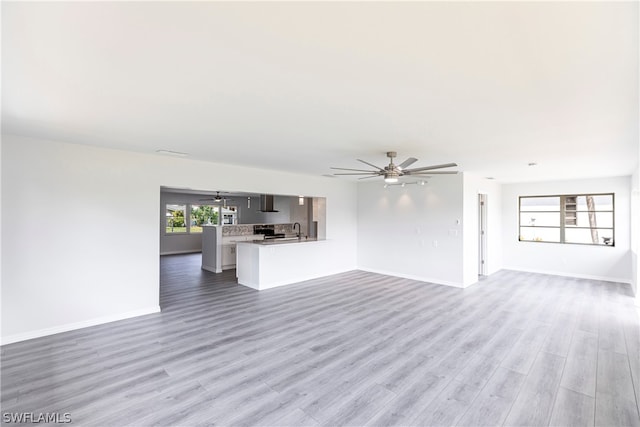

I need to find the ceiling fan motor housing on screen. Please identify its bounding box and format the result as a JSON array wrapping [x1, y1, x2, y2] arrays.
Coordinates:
[[385, 164, 400, 176], [385, 152, 401, 179]]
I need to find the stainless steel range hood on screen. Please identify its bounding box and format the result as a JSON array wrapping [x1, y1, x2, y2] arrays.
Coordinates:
[[259, 194, 279, 212]]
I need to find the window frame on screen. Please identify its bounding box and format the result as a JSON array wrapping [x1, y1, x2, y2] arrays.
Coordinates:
[[165, 204, 188, 235], [165, 203, 221, 235], [518, 193, 615, 246], [189, 204, 221, 233]]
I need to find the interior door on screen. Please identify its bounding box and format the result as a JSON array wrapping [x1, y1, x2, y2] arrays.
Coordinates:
[[478, 194, 488, 276]]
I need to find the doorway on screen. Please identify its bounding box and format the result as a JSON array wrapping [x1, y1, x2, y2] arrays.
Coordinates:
[[478, 194, 488, 276]]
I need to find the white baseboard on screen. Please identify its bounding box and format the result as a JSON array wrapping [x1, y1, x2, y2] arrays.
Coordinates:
[[202, 265, 222, 274], [160, 250, 201, 256], [502, 266, 632, 285], [357, 267, 465, 288], [1, 306, 161, 346]]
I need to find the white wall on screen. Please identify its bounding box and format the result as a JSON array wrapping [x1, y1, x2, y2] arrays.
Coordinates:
[[357, 173, 502, 288], [634, 0, 640, 302], [0, 136, 3, 331], [357, 174, 466, 287], [462, 173, 503, 285], [1, 135, 358, 344], [2, 137, 161, 343], [502, 176, 632, 283], [631, 165, 639, 297]]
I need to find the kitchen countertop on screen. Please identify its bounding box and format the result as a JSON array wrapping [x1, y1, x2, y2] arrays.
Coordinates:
[[249, 237, 320, 245]]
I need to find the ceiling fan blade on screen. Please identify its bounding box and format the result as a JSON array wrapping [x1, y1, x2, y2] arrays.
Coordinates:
[[398, 157, 418, 169], [333, 172, 380, 176], [404, 163, 458, 173], [357, 159, 385, 171], [407, 171, 459, 175], [330, 167, 378, 172], [358, 175, 381, 180]]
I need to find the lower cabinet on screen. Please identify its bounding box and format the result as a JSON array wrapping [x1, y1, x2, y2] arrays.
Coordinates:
[[220, 235, 263, 270], [222, 244, 236, 269]]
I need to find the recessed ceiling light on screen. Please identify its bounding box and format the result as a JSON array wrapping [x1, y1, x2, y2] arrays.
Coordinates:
[[486, 177, 495, 180], [528, 162, 538, 167], [156, 149, 188, 157]]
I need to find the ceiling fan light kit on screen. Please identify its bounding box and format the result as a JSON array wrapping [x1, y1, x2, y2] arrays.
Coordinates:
[[384, 180, 428, 188], [384, 170, 400, 184], [331, 151, 458, 183]]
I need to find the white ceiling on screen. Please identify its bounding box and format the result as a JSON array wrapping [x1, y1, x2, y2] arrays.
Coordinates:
[[2, 1, 638, 183]]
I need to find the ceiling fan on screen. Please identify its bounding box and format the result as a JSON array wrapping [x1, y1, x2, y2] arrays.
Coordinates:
[[199, 191, 226, 203], [331, 151, 458, 183]]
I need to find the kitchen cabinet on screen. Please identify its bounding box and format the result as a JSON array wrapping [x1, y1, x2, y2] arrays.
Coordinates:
[[202, 225, 265, 274], [222, 244, 236, 269], [220, 235, 265, 270]]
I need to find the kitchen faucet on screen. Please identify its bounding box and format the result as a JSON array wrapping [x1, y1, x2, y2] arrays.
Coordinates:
[[293, 222, 301, 238]]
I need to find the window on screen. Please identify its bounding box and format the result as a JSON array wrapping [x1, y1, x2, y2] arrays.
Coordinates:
[[190, 204, 219, 233], [166, 204, 187, 233], [519, 193, 614, 246], [166, 203, 219, 234]]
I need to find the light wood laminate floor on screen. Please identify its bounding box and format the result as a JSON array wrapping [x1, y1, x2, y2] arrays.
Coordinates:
[[2, 254, 639, 426]]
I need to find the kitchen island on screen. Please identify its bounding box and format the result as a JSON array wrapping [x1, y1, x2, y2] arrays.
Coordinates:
[[236, 238, 330, 290], [201, 223, 293, 273]]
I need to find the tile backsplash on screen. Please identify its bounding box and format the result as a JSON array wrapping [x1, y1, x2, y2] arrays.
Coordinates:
[[222, 224, 294, 236]]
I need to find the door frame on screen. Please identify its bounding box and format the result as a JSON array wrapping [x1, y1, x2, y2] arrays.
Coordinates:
[[478, 193, 488, 276]]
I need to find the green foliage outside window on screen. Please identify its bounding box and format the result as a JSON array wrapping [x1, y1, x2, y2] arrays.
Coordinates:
[[166, 205, 186, 233], [190, 205, 219, 233], [165, 203, 219, 234]]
